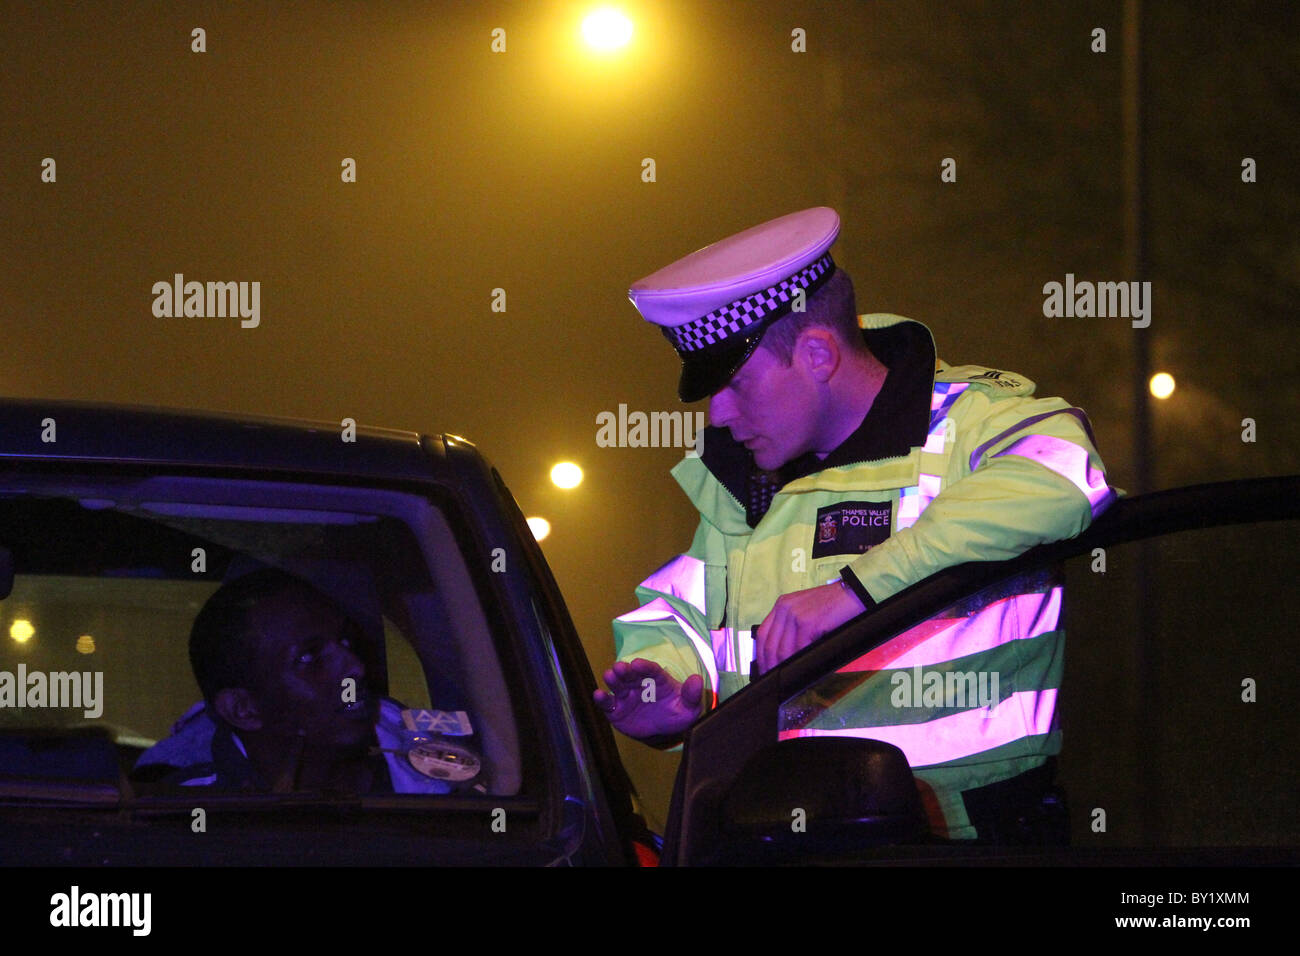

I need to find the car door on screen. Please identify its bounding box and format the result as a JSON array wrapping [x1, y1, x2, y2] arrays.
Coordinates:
[[660, 475, 1300, 866]]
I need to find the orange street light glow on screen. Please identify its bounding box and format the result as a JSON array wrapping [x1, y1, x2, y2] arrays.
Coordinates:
[[551, 461, 583, 489], [9, 619, 34, 644], [1150, 372, 1175, 400], [527, 516, 552, 541], [582, 7, 633, 52]]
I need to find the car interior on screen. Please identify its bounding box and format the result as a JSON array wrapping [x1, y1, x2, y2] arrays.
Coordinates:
[[0, 472, 524, 803]]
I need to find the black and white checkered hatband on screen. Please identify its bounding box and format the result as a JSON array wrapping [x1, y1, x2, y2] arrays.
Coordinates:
[[663, 253, 836, 354]]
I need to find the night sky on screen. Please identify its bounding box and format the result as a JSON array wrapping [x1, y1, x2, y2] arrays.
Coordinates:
[[3, 0, 1298, 829]]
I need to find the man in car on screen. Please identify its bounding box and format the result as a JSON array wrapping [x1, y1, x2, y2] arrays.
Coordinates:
[[153, 567, 461, 794], [594, 207, 1117, 842], [177, 568, 393, 791]]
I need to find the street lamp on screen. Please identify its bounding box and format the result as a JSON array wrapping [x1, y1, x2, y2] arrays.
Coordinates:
[[9, 619, 34, 644], [550, 461, 584, 489], [582, 7, 633, 53], [1149, 372, 1175, 399]]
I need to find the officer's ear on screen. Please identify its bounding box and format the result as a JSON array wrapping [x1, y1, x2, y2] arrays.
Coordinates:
[[795, 327, 840, 383], [213, 687, 264, 732]]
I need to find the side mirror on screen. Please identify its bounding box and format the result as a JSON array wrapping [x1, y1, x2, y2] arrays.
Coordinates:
[[710, 737, 930, 863], [0, 546, 12, 600]]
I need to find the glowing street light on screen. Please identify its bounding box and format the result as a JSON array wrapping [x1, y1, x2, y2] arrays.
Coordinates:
[[1149, 372, 1175, 400], [9, 619, 34, 644], [551, 461, 583, 489], [527, 516, 552, 541], [582, 7, 633, 52]]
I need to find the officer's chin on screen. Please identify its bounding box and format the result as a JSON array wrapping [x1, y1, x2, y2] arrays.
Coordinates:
[[752, 448, 790, 472]]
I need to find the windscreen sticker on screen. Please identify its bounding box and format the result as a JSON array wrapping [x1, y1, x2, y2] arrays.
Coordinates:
[[402, 709, 474, 736]]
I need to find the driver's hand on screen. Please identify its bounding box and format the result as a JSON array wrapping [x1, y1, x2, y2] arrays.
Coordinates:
[[594, 658, 706, 742]]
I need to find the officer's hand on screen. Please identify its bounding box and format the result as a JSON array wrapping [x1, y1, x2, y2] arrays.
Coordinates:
[[594, 658, 706, 743], [754, 581, 866, 676]]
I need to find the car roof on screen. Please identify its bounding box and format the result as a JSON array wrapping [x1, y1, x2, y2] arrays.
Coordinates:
[[0, 397, 466, 482]]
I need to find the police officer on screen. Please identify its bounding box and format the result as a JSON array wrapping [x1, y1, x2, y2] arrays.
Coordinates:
[[594, 207, 1117, 841]]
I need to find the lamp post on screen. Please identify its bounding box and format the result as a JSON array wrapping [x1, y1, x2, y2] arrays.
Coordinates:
[[1123, 0, 1162, 847]]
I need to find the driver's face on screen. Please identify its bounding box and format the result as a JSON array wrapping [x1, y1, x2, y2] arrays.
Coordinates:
[[246, 588, 377, 748]]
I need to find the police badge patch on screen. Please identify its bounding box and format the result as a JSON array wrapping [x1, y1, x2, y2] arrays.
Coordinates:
[[810, 501, 893, 558], [818, 513, 838, 545]]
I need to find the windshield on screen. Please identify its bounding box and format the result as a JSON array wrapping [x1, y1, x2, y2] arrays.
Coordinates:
[[0, 472, 521, 802]]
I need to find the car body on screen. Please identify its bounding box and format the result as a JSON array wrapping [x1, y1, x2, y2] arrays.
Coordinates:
[[0, 398, 655, 866], [1, 398, 1296, 867]]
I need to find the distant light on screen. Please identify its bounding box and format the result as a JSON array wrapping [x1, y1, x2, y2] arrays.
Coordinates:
[[527, 516, 552, 541], [551, 461, 583, 489], [582, 7, 633, 52], [76, 634, 96, 655], [1150, 372, 1176, 400], [9, 619, 34, 644]]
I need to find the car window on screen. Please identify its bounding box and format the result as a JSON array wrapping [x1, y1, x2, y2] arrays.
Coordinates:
[[775, 519, 1299, 846], [0, 472, 522, 800]]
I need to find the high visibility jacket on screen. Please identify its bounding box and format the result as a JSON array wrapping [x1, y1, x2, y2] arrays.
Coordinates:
[[613, 313, 1118, 839]]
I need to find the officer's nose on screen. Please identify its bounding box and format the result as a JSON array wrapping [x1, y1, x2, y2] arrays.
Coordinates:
[[708, 388, 737, 430]]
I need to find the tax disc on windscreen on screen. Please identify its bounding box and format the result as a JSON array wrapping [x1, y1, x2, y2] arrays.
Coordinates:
[[407, 741, 481, 782], [401, 709, 473, 736]]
